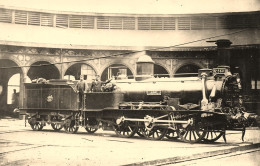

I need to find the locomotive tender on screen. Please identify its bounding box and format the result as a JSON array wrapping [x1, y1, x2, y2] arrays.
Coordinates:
[[19, 41, 251, 143]]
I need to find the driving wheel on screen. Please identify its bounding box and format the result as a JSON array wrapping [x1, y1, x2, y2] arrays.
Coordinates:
[[177, 123, 206, 143], [114, 121, 138, 138], [165, 129, 179, 140], [142, 127, 168, 140], [136, 128, 145, 137]]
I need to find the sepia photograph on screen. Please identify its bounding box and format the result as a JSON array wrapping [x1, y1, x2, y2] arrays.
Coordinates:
[[0, 0, 259, 165]]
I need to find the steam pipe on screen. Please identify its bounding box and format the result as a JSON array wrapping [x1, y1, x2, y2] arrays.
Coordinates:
[[201, 72, 208, 110]]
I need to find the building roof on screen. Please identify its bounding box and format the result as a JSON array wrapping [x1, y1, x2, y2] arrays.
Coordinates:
[[0, 0, 259, 15], [0, 0, 259, 50], [0, 22, 259, 50]]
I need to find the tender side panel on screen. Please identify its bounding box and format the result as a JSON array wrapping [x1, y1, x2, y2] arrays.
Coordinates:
[[60, 87, 77, 109], [24, 83, 78, 110], [27, 89, 41, 108], [42, 88, 58, 109]]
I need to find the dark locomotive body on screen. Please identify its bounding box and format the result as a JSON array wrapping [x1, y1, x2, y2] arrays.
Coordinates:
[[19, 51, 255, 143]]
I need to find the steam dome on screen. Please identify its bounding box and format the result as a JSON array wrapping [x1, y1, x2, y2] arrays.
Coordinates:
[[136, 54, 154, 81], [137, 54, 155, 63]]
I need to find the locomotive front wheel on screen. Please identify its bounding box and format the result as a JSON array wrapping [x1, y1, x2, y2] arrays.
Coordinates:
[[142, 127, 168, 140], [177, 123, 206, 143], [85, 126, 98, 133], [165, 129, 179, 140], [30, 122, 44, 131], [114, 122, 138, 138], [203, 130, 224, 142], [51, 123, 63, 131], [64, 120, 79, 134]]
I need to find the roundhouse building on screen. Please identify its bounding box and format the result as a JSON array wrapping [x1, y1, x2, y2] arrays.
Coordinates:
[[0, 0, 259, 115]]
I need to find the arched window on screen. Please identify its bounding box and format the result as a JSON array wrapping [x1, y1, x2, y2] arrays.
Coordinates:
[[65, 63, 96, 82], [154, 64, 170, 78], [7, 74, 20, 104], [101, 64, 133, 81], [27, 61, 60, 80], [175, 64, 200, 77]]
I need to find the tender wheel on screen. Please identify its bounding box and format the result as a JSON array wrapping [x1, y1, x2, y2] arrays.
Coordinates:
[[85, 126, 98, 133], [177, 123, 206, 143], [114, 121, 138, 138], [51, 123, 63, 131], [203, 129, 224, 142], [30, 122, 44, 131], [142, 127, 168, 140], [64, 120, 79, 134], [165, 129, 179, 140]]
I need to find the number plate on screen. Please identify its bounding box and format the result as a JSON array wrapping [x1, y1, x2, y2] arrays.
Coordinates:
[[214, 68, 225, 74], [147, 91, 161, 95], [213, 68, 226, 75]]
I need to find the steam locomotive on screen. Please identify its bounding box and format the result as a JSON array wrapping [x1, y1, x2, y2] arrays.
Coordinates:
[[19, 40, 255, 143]]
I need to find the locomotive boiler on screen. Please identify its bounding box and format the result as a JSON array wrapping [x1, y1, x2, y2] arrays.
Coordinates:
[[109, 55, 241, 112]]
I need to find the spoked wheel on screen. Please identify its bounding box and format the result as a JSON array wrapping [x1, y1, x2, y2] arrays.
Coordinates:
[[64, 120, 79, 134], [114, 121, 138, 138], [30, 122, 44, 131], [177, 123, 206, 143], [135, 122, 145, 137], [85, 126, 98, 133], [165, 129, 179, 140], [51, 123, 63, 131], [203, 129, 224, 142], [142, 127, 168, 140], [136, 129, 145, 137], [85, 118, 99, 133]]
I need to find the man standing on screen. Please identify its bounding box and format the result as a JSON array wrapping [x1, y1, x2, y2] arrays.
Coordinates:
[[76, 75, 88, 109], [11, 89, 19, 108], [91, 75, 102, 92]]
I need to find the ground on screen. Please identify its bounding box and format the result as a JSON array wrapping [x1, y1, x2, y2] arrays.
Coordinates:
[[0, 117, 259, 166]]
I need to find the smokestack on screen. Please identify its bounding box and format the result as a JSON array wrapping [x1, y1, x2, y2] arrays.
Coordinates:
[[215, 39, 232, 67]]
